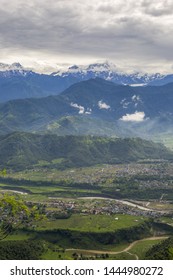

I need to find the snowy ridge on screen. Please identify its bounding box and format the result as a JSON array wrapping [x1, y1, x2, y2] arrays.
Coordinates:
[[0, 62, 33, 77], [0, 62, 24, 71], [52, 61, 123, 77], [0, 61, 168, 85], [51, 61, 165, 85]]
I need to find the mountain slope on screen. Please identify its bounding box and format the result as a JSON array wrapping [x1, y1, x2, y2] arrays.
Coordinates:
[[0, 94, 78, 133], [1, 78, 173, 139], [0, 62, 80, 102], [0, 78, 135, 134], [0, 132, 172, 170]]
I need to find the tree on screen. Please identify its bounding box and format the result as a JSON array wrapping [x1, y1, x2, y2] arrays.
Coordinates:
[[0, 193, 44, 240], [0, 168, 7, 176]]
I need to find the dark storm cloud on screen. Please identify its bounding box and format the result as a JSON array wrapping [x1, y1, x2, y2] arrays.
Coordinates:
[[0, 0, 173, 72], [0, 1, 80, 51]]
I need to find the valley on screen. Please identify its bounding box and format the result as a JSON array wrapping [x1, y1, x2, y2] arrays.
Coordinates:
[[1, 63, 173, 260], [1, 0, 173, 265], [1, 160, 173, 260]]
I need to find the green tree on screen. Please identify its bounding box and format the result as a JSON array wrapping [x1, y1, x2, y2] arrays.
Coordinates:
[[0, 168, 7, 176], [0, 194, 44, 240]]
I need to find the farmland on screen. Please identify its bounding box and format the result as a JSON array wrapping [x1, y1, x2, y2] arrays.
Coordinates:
[[34, 213, 146, 232], [1, 161, 173, 259], [2, 161, 173, 202]]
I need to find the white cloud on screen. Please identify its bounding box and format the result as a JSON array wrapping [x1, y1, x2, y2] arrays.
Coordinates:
[[85, 108, 92, 115], [120, 111, 146, 122], [85, 111, 91, 115], [0, 0, 173, 72], [70, 103, 85, 114], [141, 0, 173, 17], [98, 100, 111, 109], [132, 95, 140, 101]]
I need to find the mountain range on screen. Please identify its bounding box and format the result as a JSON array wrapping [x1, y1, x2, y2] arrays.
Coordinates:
[[51, 62, 164, 86], [0, 132, 172, 170], [0, 61, 173, 169], [0, 77, 173, 141], [1, 61, 173, 103], [0, 61, 173, 144]]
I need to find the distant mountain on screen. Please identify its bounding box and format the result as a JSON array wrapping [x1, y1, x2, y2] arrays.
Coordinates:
[[0, 62, 29, 75], [148, 74, 173, 86], [0, 132, 172, 170], [0, 78, 173, 141], [0, 62, 79, 102], [0, 61, 173, 102], [52, 61, 164, 86], [0, 94, 77, 134], [60, 78, 173, 120]]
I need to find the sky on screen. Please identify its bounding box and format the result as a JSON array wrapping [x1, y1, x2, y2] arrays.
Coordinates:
[[0, 0, 173, 73]]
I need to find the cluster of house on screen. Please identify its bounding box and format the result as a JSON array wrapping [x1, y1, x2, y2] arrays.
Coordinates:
[[41, 198, 171, 219]]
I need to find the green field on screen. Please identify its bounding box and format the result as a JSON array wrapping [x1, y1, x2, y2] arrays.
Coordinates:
[[2, 160, 173, 202], [34, 214, 146, 232], [128, 238, 167, 259]]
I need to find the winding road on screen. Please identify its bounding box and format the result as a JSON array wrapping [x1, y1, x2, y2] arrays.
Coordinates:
[[65, 236, 168, 260]]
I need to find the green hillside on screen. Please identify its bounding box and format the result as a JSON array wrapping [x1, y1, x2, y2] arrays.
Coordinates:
[[145, 237, 173, 260], [45, 116, 120, 136], [0, 132, 172, 170]]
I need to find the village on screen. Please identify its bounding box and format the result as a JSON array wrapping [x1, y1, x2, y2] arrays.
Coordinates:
[[40, 196, 173, 220]]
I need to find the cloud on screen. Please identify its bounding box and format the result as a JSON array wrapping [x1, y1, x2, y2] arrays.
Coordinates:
[[98, 100, 111, 109], [141, 0, 173, 17], [0, 0, 173, 72], [120, 111, 146, 122], [70, 103, 85, 114], [70, 103, 92, 115]]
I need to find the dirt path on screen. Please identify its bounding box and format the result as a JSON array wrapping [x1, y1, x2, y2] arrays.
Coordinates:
[[125, 251, 139, 260], [65, 236, 168, 258]]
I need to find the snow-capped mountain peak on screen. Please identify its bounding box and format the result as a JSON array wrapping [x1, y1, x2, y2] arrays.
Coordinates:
[[0, 62, 33, 77], [0, 62, 24, 71], [51, 61, 165, 85], [0, 60, 169, 86], [52, 61, 125, 80], [87, 61, 118, 71], [11, 62, 23, 70]]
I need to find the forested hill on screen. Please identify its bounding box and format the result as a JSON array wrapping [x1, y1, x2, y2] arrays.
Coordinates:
[[0, 132, 172, 170], [1, 78, 173, 139], [145, 237, 173, 260]]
